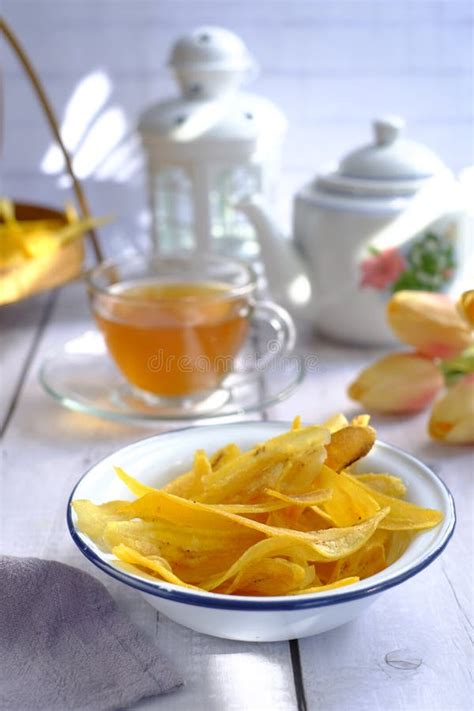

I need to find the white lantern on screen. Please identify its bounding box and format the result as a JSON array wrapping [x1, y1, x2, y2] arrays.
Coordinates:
[[138, 26, 287, 258]]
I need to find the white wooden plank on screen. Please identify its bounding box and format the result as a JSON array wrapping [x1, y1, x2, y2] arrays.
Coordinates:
[[267, 330, 384, 425], [132, 617, 298, 711], [100, 573, 298, 711], [0, 291, 52, 430]]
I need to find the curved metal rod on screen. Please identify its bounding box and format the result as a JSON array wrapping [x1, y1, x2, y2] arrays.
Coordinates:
[[1, 18, 103, 262]]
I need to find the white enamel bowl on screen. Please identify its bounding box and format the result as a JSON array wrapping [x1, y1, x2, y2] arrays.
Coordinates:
[[68, 422, 455, 642]]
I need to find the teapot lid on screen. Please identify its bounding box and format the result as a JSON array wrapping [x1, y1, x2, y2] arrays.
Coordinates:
[[317, 116, 447, 197]]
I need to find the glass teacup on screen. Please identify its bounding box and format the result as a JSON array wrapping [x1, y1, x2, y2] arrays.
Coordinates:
[[86, 253, 295, 407]]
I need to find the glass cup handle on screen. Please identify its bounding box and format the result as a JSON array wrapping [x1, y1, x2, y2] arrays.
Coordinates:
[[250, 300, 296, 370]]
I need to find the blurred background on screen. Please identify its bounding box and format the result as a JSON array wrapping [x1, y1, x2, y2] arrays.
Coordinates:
[[2, 0, 473, 251]]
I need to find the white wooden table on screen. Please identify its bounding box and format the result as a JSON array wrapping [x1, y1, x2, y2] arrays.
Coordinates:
[[1, 282, 472, 711]]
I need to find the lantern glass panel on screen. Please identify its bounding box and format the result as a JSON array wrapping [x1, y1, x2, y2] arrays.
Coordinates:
[[154, 167, 194, 252], [210, 165, 260, 242]]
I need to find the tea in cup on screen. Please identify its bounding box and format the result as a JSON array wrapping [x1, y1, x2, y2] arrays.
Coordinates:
[[86, 253, 295, 404]]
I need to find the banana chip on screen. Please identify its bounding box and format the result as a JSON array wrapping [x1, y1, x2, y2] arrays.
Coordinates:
[[323, 413, 349, 433], [315, 467, 380, 527], [264, 488, 333, 507], [353, 473, 407, 499], [115, 466, 157, 498], [347, 476, 443, 531], [162, 443, 241, 498], [291, 577, 360, 595], [72, 500, 129, 550], [198, 426, 331, 503], [72, 415, 443, 597], [325, 425, 376, 472], [113, 544, 200, 590]]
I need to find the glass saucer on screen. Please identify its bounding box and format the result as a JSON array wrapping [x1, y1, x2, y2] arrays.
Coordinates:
[[39, 331, 305, 423]]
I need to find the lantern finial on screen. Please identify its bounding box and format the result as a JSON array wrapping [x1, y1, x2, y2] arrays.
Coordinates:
[[169, 26, 257, 98]]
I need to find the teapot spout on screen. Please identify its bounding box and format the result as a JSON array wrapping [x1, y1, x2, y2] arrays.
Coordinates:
[[235, 196, 312, 312]]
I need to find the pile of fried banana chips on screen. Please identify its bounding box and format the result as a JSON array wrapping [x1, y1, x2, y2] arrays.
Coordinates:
[[73, 414, 443, 597]]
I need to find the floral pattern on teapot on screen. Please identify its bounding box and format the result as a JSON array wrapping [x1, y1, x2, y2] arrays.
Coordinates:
[[360, 219, 458, 294]]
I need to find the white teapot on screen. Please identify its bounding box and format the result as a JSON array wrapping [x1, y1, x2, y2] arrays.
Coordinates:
[[238, 116, 471, 345]]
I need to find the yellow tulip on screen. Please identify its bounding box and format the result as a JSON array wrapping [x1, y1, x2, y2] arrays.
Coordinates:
[[348, 353, 444, 414], [387, 291, 472, 359], [457, 290, 474, 329], [428, 375, 474, 444]]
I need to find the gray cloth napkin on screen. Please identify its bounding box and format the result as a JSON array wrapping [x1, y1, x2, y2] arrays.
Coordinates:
[[0, 556, 182, 711]]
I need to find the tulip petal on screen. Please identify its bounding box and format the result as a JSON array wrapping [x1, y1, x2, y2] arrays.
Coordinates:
[[387, 291, 472, 359], [428, 375, 474, 444], [348, 353, 444, 414], [458, 290, 474, 329]]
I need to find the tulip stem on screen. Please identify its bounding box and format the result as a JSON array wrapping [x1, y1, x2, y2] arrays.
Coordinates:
[[440, 346, 474, 386]]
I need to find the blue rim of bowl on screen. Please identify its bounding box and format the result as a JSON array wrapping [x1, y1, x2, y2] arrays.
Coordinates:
[[67, 423, 456, 611]]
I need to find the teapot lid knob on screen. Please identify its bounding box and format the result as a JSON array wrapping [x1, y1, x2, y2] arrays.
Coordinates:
[[373, 115, 406, 145]]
